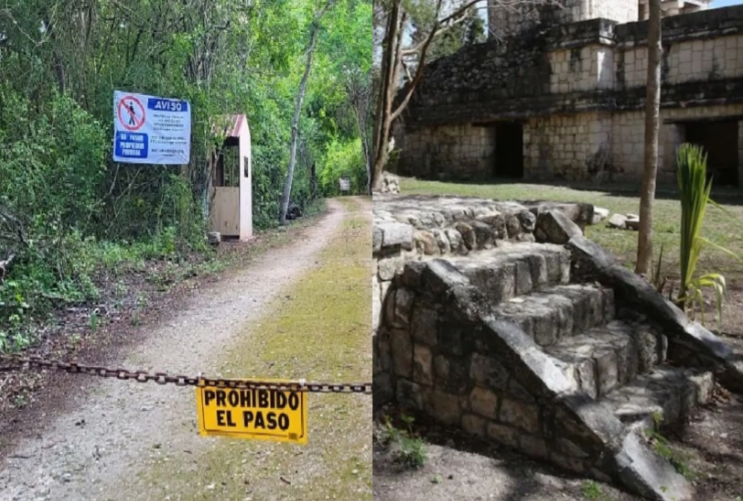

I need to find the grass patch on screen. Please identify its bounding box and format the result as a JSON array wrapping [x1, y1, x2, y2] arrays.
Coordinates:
[[400, 177, 743, 284], [135, 196, 371, 501]]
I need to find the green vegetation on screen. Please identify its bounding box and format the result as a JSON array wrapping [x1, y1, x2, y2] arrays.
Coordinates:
[[0, 0, 371, 353], [676, 144, 739, 326], [380, 414, 428, 468], [580, 480, 604, 500]]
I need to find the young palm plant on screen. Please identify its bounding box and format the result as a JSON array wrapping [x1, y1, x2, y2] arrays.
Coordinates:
[[676, 143, 738, 327]]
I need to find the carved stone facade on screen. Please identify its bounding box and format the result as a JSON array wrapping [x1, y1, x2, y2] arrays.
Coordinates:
[[395, 2, 743, 186]]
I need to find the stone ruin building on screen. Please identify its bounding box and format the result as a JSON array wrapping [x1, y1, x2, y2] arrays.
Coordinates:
[[372, 194, 743, 500], [392, 0, 743, 186]]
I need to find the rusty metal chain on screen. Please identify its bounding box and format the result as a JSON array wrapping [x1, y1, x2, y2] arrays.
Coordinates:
[[0, 354, 372, 394]]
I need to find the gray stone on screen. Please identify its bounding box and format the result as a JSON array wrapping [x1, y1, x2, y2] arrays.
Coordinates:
[[389, 329, 413, 378], [373, 373, 394, 410], [556, 437, 591, 458], [414, 230, 439, 255], [425, 390, 462, 425], [469, 386, 499, 419], [535, 210, 583, 245], [207, 231, 221, 245], [372, 226, 383, 253], [607, 213, 627, 229], [499, 398, 539, 434], [518, 210, 536, 232], [487, 422, 520, 449], [411, 306, 438, 346], [520, 435, 549, 460], [378, 257, 403, 281], [455, 222, 476, 250], [549, 451, 586, 474], [413, 344, 433, 385], [470, 353, 510, 390], [372, 278, 381, 333], [505, 214, 522, 239], [625, 215, 640, 231], [613, 429, 693, 501], [379, 222, 414, 249], [462, 413, 486, 437], [396, 378, 423, 411], [445, 228, 466, 255], [514, 259, 533, 296], [471, 221, 495, 249], [431, 229, 451, 254], [592, 207, 610, 225], [392, 288, 414, 327]]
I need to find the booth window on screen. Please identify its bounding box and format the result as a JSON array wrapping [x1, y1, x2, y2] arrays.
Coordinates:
[[213, 137, 241, 187]]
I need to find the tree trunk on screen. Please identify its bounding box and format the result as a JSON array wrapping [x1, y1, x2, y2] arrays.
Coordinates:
[[372, 0, 403, 192], [279, 19, 322, 226], [636, 0, 662, 276]]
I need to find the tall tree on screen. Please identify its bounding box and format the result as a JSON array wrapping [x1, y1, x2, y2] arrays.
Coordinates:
[[280, 0, 336, 226], [636, 0, 662, 275], [371, 0, 559, 192]]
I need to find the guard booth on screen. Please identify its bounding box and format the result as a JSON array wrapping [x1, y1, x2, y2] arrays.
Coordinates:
[[209, 114, 252, 241]]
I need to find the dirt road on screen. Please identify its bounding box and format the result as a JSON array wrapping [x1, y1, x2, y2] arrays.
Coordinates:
[[0, 197, 372, 501]]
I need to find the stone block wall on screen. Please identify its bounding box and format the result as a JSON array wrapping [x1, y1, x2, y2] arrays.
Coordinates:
[[488, 0, 638, 39], [618, 34, 743, 88], [524, 112, 612, 181], [549, 45, 615, 93], [379, 277, 567, 462], [590, 0, 638, 25], [398, 124, 495, 180], [611, 104, 743, 181]]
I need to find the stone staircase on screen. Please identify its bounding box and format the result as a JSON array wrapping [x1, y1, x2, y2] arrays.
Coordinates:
[[374, 197, 743, 500], [448, 243, 714, 436]]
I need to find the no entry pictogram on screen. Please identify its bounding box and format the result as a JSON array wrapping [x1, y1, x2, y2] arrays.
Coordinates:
[[117, 95, 145, 131]]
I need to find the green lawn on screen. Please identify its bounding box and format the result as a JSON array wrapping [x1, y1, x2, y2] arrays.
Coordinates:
[[399, 177, 743, 286]]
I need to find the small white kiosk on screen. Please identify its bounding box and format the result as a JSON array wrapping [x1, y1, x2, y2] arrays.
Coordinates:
[[209, 114, 252, 241]]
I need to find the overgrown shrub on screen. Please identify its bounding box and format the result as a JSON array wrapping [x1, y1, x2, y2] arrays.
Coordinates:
[[676, 143, 739, 326]]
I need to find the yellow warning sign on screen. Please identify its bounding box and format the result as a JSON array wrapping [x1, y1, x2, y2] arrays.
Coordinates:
[[195, 381, 307, 444]]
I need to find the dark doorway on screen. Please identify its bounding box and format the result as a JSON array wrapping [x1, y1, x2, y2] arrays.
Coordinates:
[[685, 120, 739, 187], [494, 122, 524, 178]]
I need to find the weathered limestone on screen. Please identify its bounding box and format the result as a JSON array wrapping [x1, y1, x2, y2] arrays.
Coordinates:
[[395, 4, 743, 185], [376, 257, 703, 500], [373, 196, 743, 500]]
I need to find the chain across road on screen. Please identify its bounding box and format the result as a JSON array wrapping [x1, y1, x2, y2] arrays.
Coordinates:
[[0, 354, 372, 394]]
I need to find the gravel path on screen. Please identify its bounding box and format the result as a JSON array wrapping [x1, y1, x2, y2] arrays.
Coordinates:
[[0, 198, 352, 501]]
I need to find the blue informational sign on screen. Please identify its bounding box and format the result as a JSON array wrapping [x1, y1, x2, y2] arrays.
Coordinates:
[[112, 90, 191, 165]]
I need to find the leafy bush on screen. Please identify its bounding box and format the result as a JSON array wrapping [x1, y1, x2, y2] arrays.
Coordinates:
[[318, 137, 366, 196]]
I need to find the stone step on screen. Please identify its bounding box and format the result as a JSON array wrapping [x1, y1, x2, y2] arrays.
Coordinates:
[[545, 321, 639, 399], [492, 284, 614, 346], [603, 366, 714, 428], [544, 320, 670, 399], [444, 243, 572, 304]]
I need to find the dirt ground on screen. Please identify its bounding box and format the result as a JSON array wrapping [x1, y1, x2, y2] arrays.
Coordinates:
[[0, 197, 372, 501]]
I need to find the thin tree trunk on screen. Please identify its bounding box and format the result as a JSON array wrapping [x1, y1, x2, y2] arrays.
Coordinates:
[[372, 0, 402, 192], [636, 0, 662, 275], [279, 1, 334, 225]]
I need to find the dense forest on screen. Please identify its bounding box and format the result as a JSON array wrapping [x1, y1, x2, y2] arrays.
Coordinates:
[[0, 0, 372, 352]]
